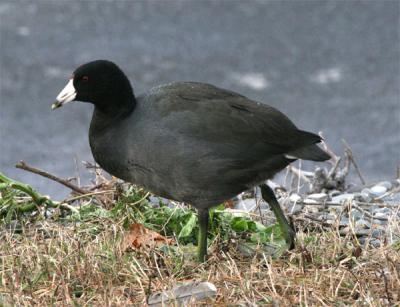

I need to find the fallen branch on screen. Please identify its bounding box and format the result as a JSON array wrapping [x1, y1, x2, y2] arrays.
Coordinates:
[[297, 214, 333, 227], [64, 190, 116, 203], [327, 156, 342, 180], [15, 161, 88, 195], [342, 140, 366, 185], [287, 165, 312, 183], [319, 132, 339, 164]]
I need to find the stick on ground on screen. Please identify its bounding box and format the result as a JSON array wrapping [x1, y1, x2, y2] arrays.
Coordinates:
[[341, 139, 366, 185], [15, 161, 88, 195]]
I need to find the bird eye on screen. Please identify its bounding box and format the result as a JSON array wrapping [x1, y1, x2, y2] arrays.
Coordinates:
[[82, 76, 89, 82]]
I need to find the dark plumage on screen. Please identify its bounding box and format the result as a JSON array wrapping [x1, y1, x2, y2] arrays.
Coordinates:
[[52, 60, 330, 261]]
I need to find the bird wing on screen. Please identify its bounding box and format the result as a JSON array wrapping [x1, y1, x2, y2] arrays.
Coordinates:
[[132, 82, 323, 204], [146, 82, 320, 158]]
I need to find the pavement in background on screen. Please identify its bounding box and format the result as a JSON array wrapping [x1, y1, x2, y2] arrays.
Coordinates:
[[1, 1, 399, 199]]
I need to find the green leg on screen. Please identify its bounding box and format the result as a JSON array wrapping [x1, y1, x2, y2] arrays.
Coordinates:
[[260, 184, 295, 249], [197, 208, 209, 262]]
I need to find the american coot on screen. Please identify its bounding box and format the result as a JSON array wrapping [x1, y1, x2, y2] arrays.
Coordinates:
[[52, 60, 330, 262]]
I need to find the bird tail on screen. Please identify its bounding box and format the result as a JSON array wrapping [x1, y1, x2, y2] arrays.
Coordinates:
[[285, 130, 331, 162], [286, 144, 331, 161]]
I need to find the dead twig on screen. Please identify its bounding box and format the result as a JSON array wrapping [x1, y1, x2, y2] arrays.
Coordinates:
[[327, 156, 342, 180], [63, 190, 117, 203], [380, 268, 393, 305], [297, 214, 333, 227], [319, 132, 339, 164], [287, 165, 312, 183], [58, 202, 80, 214], [15, 161, 89, 195], [351, 203, 388, 221], [342, 139, 366, 185], [129, 191, 151, 207]]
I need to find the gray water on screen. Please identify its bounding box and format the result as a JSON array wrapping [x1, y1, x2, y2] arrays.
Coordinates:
[[1, 1, 399, 199]]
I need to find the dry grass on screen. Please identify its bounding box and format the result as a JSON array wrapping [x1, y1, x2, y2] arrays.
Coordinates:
[[1, 217, 399, 306]]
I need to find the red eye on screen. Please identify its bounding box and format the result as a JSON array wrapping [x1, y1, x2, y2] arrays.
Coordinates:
[[82, 76, 89, 82]]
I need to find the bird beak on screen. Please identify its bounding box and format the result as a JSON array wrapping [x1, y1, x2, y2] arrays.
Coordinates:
[[51, 79, 76, 110]]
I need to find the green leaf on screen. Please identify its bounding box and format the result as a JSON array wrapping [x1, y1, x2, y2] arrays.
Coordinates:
[[178, 214, 197, 238], [304, 235, 318, 245], [250, 232, 269, 244], [250, 224, 285, 244], [5, 203, 16, 224], [231, 217, 249, 232], [264, 224, 283, 237], [71, 204, 111, 221], [392, 240, 400, 251], [252, 221, 267, 232]]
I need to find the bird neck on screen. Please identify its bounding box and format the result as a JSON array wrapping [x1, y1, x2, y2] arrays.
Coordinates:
[[94, 86, 136, 115], [90, 96, 135, 135]]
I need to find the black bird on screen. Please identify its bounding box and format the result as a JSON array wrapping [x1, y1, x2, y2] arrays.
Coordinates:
[[52, 60, 330, 261]]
